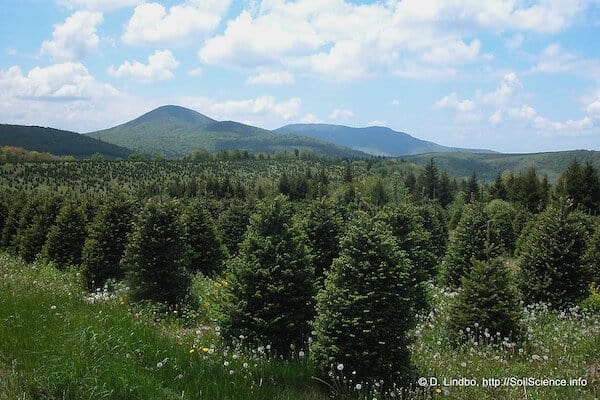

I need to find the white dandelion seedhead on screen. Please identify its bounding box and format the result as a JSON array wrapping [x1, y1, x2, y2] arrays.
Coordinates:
[[337, 363, 344, 371]]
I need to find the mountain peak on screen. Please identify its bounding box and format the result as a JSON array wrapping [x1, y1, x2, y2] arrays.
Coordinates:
[[124, 105, 216, 128]]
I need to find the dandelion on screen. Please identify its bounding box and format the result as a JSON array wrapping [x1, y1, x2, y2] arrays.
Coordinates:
[[202, 347, 209, 353], [50, 305, 57, 310], [298, 350, 305, 357], [224, 361, 230, 367], [355, 384, 362, 390], [337, 363, 344, 371], [229, 370, 234, 375], [243, 362, 249, 368], [208, 348, 215, 354], [157, 362, 164, 368], [460, 362, 467, 368], [189, 349, 195, 354]]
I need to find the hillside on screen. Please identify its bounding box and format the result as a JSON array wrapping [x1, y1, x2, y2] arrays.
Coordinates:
[[406, 150, 600, 182], [0, 124, 131, 159], [87, 105, 367, 158], [274, 124, 493, 156]]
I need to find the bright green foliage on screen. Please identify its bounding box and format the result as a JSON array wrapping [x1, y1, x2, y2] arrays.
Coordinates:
[[17, 194, 63, 262], [180, 200, 228, 277], [447, 191, 466, 231], [507, 168, 549, 213], [42, 203, 87, 268], [81, 197, 134, 289], [556, 160, 600, 214], [417, 202, 448, 262], [377, 203, 436, 311], [298, 198, 341, 285], [519, 201, 592, 308], [217, 200, 252, 256], [220, 196, 315, 355], [484, 199, 517, 256], [312, 212, 415, 384], [442, 202, 489, 289], [123, 200, 190, 306], [447, 259, 523, 345]]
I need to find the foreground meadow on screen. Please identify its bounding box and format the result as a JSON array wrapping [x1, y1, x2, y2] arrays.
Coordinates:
[[1, 253, 597, 400]]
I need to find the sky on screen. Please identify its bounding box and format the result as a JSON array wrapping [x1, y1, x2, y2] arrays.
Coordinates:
[[1, 0, 599, 153]]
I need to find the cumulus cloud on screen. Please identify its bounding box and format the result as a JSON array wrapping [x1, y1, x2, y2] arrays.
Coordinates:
[[508, 104, 594, 134], [435, 93, 476, 113], [197, 0, 591, 81], [246, 70, 295, 85], [56, 0, 140, 11], [328, 108, 354, 121], [40, 11, 103, 61], [108, 50, 179, 82], [479, 72, 522, 105], [178, 95, 302, 126], [123, 0, 231, 45], [489, 110, 503, 125], [530, 43, 600, 78]]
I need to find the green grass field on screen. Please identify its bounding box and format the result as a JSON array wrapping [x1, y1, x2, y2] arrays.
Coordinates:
[[1, 253, 598, 399]]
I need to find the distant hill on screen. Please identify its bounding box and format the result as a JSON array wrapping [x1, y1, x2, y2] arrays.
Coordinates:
[[274, 124, 494, 156], [0, 124, 131, 159], [87, 105, 367, 158], [406, 150, 600, 182]]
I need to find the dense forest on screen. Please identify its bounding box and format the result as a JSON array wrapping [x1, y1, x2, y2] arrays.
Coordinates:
[[0, 153, 598, 399]]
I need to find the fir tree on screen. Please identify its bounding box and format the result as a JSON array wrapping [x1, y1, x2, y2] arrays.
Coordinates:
[[519, 200, 591, 308], [42, 203, 87, 268], [484, 199, 517, 256], [123, 200, 190, 306], [180, 200, 228, 277], [447, 259, 523, 345], [417, 202, 448, 262], [312, 212, 415, 384], [220, 196, 315, 355], [422, 157, 439, 200], [17, 194, 63, 263], [217, 200, 252, 256], [442, 202, 488, 289], [82, 197, 134, 289]]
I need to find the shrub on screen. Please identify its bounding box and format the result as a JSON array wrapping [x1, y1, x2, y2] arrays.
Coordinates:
[[442, 202, 488, 289], [312, 212, 415, 384], [519, 200, 592, 308], [82, 197, 134, 289], [42, 202, 87, 268], [180, 200, 228, 277], [220, 195, 315, 356], [447, 258, 523, 345], [123, 200, 190, 306]]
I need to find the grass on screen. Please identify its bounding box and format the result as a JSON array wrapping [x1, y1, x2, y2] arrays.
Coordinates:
[[1, 253, 598, 399], [0, 253, 327, 400]]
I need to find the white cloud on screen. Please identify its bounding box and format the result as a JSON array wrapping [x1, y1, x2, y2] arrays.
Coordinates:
[[187, 67, 203, 77], [369, 119, 388, 126], [435, 93, 476, 113], [530, 43, 600, 78], [489, 110, 503, 125], [328, 108, 354, 121], [108, 50, 179, 82], [508, 104, 594, 134], [391, 99, 400, 106], [0, 63, 119, 100], [505, 34, 524, 50], [40, 11, 103, 61], [0, 63, 149, 132], [479, 72, 522, 105], [57, 0, 141, 11], [198, 0, 592, 81], [246, 70, 295, 85], [178, 95, 302, 126], [123, 0, 231, 45], [587, 99, 600, 118], [299, 113, 322, 123]]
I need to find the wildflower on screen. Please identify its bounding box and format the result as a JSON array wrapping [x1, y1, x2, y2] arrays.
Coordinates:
[[157, 362, 164, 368], [50, 305, 57, 310], [460, 362, 467, 368], [435, 388, 442, 394], [243, 362, 249, 368], [355, 384, 362, 390], [189, 349, 195, 354], [224, 361, 230, 367], [202, 347, 209, 353], [266, 344, 271, 350], [337, 363, 344, 371], [229, 370, 234, 375], [208, 348, 214, 354], [298, 351, 305, 357]]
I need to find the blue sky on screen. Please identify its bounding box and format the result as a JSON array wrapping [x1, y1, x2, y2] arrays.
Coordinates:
[[1, 0, 599, 153]]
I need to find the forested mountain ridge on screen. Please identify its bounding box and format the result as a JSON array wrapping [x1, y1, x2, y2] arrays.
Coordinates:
[[274, 123, 495, 156], [406, 150, 600, 182], [86, 105, 368, 158], [0, 124, 132, 159]]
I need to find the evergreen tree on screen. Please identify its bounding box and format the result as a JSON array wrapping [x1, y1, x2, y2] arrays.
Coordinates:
[[220, 196, 315, 355], [378, 203, 436, 311], [556, 161, 600, 214], [417, 202, 448, 262], [519, 200, 591, 308], [466, 173, 480, 202], [583, 222, 600, 285], [180, 200, 228, 277], [123, 200, 190, 306], [442, 202, 488, 289], [217, 200, 252, 256], [422, 157, 439, 200], [489, 173, 508, 200], [447, 259, 523, 345], [42, 203, 87, 268], [342, 162, 353, 183], [312, 213, 415, 384], [17, 194, 63, 262], [299, 199, 341, 285], [484, 199, 517, 256], [0, 195, 26, 251], [437, 172, 454, 207], [82, 197, 134, 289]]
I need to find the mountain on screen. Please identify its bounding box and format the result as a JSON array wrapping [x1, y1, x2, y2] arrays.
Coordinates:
[[273, 124, 493, 156], [406, 150, 600, 182], [0, 124, 131, 159], [87, 105, 367, 158]]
